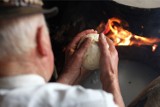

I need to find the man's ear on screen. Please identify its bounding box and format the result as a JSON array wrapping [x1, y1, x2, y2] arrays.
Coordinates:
[[36, 26, 48, 56]]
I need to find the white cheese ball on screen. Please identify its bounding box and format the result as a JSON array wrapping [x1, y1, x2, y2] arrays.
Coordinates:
[[80, 34, 100, 70]]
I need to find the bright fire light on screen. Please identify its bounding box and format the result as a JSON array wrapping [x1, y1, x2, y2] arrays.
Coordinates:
[[101, 17, 160, 52]]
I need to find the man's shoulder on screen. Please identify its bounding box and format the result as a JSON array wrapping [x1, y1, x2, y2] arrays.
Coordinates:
[[42, 82, 112, 99], [1, 83, 118, 107]]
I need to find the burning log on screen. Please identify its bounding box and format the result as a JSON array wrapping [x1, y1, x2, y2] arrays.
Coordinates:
[[96, 17, 160, 70], [97, 17, 160, 52], [116, 45, 153, 63]]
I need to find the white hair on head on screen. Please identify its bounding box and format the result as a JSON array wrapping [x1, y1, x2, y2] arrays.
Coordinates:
[[0, 14, 48, 60]]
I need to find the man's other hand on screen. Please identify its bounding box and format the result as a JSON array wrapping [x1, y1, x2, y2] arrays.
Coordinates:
[[98, 33, 125, 107]]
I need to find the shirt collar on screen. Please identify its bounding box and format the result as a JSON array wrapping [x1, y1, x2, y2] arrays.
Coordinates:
[[0, 74, 46, 89]]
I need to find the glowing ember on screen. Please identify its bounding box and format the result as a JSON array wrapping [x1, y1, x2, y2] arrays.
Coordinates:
[[152, 44, 158, 52], [101, 17, 160, 52]]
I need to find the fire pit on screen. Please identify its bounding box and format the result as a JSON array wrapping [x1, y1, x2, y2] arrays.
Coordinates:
[[44, 1, 160, 106]]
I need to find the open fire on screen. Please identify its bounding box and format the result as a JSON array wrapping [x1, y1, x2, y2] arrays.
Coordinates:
[[97, 18, 160, 52]]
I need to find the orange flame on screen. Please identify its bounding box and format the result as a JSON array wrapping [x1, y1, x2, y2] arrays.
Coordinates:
[[102, 18, 160, 52]]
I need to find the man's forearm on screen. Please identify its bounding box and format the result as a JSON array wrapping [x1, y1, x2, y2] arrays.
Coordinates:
[[102, 79, 125, 107]]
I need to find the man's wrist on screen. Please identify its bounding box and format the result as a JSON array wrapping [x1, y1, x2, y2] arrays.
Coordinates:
[[57, 70, 79, 85], [101, 76, 125, 107], [101, 77, 120, 92]]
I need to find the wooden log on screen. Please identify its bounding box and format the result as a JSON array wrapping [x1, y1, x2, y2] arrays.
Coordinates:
[[116, 45, 153, 63]]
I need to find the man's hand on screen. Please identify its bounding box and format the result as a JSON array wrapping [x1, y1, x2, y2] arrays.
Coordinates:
[[99, 33, 119, 86], [99, 33, 125, 107], [57, 29, 97, 85]]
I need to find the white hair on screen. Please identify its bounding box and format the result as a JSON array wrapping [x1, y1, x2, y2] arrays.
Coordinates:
[[0, 14, 48, 60]]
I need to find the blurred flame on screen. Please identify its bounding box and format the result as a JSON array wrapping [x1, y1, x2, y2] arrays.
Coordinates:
[[102, 18, 160, 52]]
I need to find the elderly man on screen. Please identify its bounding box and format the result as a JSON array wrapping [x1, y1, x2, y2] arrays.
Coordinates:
[[0, 0, 124, 107]]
